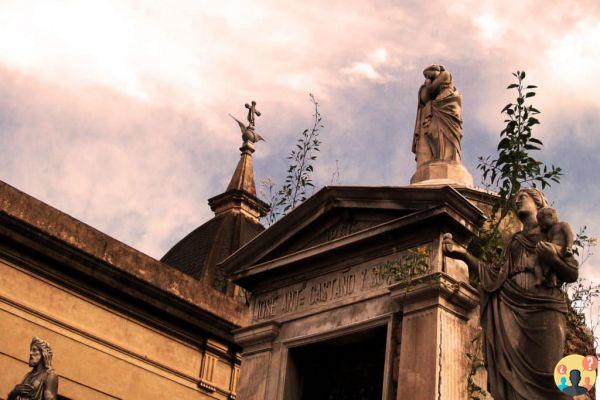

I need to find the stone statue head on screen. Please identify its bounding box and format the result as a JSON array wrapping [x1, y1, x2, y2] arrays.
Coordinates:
[[537, 207, 558, 231], [423, 64, 445, 80], [514, 188, 548, 220], [29, 337, 53, 369]]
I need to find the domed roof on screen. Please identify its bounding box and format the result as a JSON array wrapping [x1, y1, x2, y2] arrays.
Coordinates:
[[161, 141, 268, 290], [161, 211, 264, 283]]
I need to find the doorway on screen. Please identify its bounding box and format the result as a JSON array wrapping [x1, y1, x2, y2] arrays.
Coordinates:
[[284, 325, 388, 400]]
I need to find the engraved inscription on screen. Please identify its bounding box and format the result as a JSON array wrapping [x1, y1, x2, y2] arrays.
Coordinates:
[[251, 246, 431, 322], [254, 294, 278, 320]]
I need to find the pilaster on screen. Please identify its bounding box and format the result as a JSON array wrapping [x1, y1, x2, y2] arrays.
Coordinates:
[[389, 272, 479, 400]]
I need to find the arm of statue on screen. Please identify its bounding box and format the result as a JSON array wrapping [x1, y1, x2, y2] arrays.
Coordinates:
[[418, 82, 430, 105], [536, 241, 578, 283], [442, 233, 481, 279], [8, 384, 34, 399], [561, 221, 575, 256], [43, 371, 58, 400], [428, 70, 452, 96]]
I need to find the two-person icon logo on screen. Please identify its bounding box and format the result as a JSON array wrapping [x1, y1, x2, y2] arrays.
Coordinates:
[[554, 354, 598, 396]]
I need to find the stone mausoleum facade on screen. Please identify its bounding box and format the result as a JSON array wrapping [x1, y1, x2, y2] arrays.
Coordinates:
[[1, 92, 499, 399]]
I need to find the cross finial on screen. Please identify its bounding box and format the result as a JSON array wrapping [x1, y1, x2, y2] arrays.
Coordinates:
[[244, 101, 261, 128]]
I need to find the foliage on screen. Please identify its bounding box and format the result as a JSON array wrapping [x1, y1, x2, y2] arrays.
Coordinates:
[[260, 94, 323, 226], [477, 71, 562, 229], [563, 278, 599, 399], [466, 329, 488, 400], [471, 71, 563, 267], [572, 225, 598, 265], [379, 246, 431, 283], [564, 227, 600, 368]]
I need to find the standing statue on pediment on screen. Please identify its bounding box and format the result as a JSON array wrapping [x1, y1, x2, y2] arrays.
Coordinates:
[[412, 64, 463, 165], [7, 337, 58, 400]]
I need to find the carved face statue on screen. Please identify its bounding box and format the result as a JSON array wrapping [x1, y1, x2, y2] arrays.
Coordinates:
[[514, 191, 539, 220], [29, 345, 42, 367], [537, 208, 557, 230], [423, 69, 440, 81]]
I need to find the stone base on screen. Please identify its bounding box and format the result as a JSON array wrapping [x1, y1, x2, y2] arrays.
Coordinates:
[[410, 161, 474, 187]]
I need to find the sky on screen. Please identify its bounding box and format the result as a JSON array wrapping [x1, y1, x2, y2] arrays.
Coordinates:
[[0, 0, 599, 295]]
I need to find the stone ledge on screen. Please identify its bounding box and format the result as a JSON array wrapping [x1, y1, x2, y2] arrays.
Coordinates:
[[233, 321, 281, 354], [388, 272, 479, 319]]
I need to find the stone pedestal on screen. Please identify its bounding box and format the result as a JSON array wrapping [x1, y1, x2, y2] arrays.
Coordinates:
[[410, 161, 473, 186]]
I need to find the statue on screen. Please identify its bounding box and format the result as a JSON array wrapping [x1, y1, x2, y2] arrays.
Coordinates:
[[536, 207, 574, 287], [412, 64, 463, 165], [443, 188, 579, 400], [245, 100, 261, 128], [7, 337, 58, 400], [229, 100, 265, 144]]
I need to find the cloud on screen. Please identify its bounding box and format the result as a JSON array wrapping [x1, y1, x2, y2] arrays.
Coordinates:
[[342, 62, 384, 82], [0, 0, 598, 289]]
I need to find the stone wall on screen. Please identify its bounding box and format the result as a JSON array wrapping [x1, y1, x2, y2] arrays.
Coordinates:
[[0, 259, 240, 400]]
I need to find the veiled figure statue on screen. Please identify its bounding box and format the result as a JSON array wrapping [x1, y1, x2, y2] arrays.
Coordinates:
[[412, 64, 463, 165], [443, 188, 578, 400], [8, 337, 58, 400]]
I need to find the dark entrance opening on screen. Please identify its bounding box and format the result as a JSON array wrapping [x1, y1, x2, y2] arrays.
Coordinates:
[[285, 325, 387, 400]]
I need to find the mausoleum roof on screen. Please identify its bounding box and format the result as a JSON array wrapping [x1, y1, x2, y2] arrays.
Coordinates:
[[220, 185, 487, 289], [0, 179, 250, 341], [161, 210, 264, 281]]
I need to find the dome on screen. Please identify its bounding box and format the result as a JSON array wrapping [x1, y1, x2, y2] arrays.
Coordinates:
[[161, 141, 268, 290]]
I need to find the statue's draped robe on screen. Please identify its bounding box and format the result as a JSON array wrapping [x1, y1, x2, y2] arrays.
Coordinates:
[[412, 71, 463, 164], [478, 230, 576, 400], [9, 368, 56, 400]]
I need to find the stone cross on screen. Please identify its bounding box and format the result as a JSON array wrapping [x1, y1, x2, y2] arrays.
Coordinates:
[[245, 101, 261, 128]]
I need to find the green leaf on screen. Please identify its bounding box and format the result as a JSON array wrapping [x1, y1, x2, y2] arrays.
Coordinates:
[[497, 138, 511, 150], [524, 144, 541, 150]]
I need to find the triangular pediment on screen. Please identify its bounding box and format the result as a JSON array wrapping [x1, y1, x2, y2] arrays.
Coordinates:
[[264, 205, 412, 262], [220, 186, 486, 285]]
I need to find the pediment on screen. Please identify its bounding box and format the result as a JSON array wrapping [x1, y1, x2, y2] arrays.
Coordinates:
[[220, 186, 486, 284], [264, 207, 410, 262]]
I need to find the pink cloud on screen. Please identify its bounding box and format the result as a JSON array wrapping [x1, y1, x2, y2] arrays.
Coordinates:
[[0, 0, 598, 286]]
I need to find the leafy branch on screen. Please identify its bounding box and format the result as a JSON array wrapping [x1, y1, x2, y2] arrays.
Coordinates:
[[473, 71, 563, 263], [260, 94, 324, 226], [478, 71, 562, 229]]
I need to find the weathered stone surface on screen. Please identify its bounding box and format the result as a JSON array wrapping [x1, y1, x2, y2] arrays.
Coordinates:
[[0, 180, 249, 329], [410, 64, 474, 186], [410, 160, 473, 186], [227, 185, 486, 399]]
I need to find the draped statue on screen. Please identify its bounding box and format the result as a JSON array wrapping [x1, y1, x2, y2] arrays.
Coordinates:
[[412, 64, 463, 165], [7, 337, 58, 400], [443, 189, 578, 399]]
